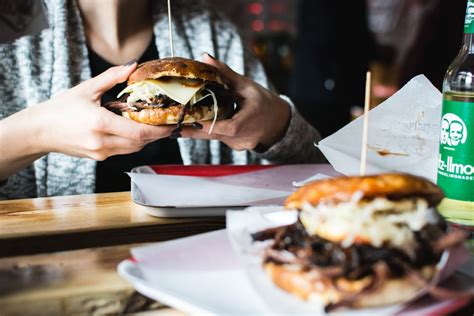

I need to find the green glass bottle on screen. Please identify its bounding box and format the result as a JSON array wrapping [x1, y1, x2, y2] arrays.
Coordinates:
[[437, 0, 474, 227]]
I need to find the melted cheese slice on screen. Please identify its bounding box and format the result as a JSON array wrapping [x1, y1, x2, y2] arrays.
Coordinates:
[[145, 79, 204, 105]]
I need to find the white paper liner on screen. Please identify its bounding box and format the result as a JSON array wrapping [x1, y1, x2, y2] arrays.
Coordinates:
[[293, 173, 331, 188], [128, 165, 336, 208], [318, 75, 442, 182], [226, 206, 470, 315]]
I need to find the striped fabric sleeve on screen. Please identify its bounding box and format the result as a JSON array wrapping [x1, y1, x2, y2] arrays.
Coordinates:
[[255, 95, 327, 164]]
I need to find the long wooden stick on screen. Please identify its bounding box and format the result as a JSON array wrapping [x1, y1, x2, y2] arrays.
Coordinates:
[[167, 0, 174, 57], [360, 71, 371, 176]]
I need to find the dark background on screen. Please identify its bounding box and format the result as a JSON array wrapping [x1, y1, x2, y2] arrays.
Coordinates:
[[209, 0, 466, 137]]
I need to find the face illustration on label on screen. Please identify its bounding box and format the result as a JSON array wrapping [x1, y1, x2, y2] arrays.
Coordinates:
[[441, 118, 450, 146], [449, 121, 464, 146], [467, 2, 474, 24], [440, 113, 468, 148]]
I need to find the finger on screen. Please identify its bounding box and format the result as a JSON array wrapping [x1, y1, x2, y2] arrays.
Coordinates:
[[181, 126, 257, 151], [202, 53, 247, 90], [91, 145, 145, 161], [96, 108, 175, 140], [78, 61, 137, 99], [103, 134, 150, 150], [180, 127, 249, 151], [180, 126, 227, 141], [110, 146, 145, 157], [195, 118, 242, 137], [88, 135, 153, 161]]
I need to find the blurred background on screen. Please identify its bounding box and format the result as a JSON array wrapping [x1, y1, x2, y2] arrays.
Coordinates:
[[1, 0, 465, 138], [209, 0, 466, 137]]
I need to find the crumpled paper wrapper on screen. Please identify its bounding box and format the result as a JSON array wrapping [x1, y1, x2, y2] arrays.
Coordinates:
[[318, 75, 442, 182]]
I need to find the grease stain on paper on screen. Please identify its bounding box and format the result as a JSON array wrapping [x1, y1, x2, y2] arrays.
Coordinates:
[[368, 145, 410, 157]]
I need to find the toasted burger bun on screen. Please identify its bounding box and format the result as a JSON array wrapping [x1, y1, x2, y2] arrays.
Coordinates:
[[265, 262, 436, 309], [285, 173, 444, 210], [110, 57, 235, 126], [122, 104, 219, 125], [127, 57, 225, 85]]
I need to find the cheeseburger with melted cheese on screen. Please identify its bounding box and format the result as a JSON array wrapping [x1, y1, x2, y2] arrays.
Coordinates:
[[106, 57, 236, 132], [253, 174, 468, 311]]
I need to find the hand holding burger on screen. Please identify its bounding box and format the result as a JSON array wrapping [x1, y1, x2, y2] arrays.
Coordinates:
[[180, 53, 291, 151], [0, 61, 178, 181], [22, 63, 174, 161]]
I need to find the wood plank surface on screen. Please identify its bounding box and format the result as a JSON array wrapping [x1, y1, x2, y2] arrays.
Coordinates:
[[0, 243, 472, 316], [0, 192, 224, 257], [0, 243, 165, 315]]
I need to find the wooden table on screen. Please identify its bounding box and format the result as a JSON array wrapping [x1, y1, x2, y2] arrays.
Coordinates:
[[0, 242, 190, 315], [0, 191, 225, 315], [0, 192, 225, 257]]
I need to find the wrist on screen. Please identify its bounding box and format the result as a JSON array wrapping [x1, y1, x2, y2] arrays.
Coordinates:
[[0, 107, 47, 181], [0, 106, 46, 168], [24, 105, 49, 155], [259, 97, 291, 149]]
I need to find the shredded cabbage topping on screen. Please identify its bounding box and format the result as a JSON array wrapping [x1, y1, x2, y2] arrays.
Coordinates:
[[299, 194, 439, 256], [188, 89, 218, 134], [117, 81, 164, 106], [204, 89, 218, 135]]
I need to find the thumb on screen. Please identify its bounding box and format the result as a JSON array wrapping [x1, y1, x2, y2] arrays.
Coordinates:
[[202, 53, 246, 89], [79, 60, 137, 99]]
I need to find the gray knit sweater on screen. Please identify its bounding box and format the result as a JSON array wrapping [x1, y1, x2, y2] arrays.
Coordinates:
[[0, 0, 323, 200]]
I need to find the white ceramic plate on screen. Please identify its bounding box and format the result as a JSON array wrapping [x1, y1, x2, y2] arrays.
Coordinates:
[[117, 230, 471, 315]]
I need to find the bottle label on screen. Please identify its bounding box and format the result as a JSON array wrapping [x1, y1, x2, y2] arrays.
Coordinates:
[[465, 0, 474, 34], [437, 99, 474, 201]]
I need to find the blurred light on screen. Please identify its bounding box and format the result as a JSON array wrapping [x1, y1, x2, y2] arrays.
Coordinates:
[[270, 2, 285, 14], [278, 45, 290, 57], [251, 19, 265, 32], [373, 84, 398, 98], [324, 79, 336, 91], [351, 106, 364, 120], [268, 20, 286, 31], [248, 2, 263, 15]]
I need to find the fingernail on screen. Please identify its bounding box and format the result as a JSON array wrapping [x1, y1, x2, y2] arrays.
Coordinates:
[[205, 53, 216, 60], [192, 122, 203, 130], [123, 59, 137, 67]]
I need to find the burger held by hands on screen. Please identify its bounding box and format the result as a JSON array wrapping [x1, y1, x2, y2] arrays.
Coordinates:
[[106, 53, 291, 152], [4, 53, 291, 171]]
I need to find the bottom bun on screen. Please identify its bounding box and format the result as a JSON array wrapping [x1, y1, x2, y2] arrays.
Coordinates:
[[264, 262, 436, 309], [122, 104, 218, 125]]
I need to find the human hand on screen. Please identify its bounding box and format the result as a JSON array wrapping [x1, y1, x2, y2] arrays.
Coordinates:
[[30, 62, 174, 160], [180, 54, 290, 151]]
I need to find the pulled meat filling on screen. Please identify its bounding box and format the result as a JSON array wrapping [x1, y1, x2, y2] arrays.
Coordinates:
[[108, 83, 234, 110], [252, 219, 448, 280], [253, 218, 471, 311]]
